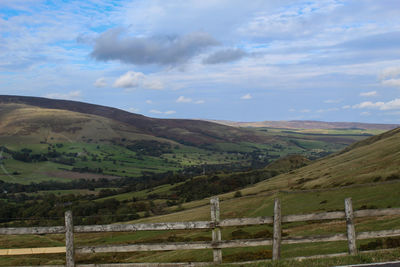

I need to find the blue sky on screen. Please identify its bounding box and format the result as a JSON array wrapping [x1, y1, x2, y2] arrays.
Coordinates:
[[1, 0, 400, 123]]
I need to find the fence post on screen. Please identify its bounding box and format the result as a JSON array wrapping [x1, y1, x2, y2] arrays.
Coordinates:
[[345, 198, 357, 255], [65, 210, 75, 267], [210, 197, 222, 264], [273, 198, 282, 261]]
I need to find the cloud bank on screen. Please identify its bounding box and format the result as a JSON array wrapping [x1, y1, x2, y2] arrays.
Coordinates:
[[91, 28, 219, 66]]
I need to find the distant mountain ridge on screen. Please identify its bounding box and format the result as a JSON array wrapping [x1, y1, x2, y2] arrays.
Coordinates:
[[0, 95, 272, 145], [206, 119, 399, 130]]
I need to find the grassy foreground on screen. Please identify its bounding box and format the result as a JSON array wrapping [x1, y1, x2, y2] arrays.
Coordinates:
[[1, 181, 400, 266], [218, 249, 400, 266]]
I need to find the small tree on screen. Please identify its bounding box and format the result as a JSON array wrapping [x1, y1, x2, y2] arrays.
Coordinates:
[[234, 191, 242, 198]]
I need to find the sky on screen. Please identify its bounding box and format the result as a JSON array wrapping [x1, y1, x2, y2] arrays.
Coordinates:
[[1, 0, 400, 123]]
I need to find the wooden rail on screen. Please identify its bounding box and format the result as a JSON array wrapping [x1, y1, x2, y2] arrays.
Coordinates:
[[1, 197, 400, 266]]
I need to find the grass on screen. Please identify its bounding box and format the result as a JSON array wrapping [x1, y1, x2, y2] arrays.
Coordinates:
[[0, 138, 253, 183], [0, 140, 248, 183], [2, 249, 400, 267], [226, 128, 400, 195], [129, 181, 400, 223], [95, 183, 181, 202], [217, 249, 400, 266], [0, 159, 74, 184], [1, 181, 400, 265]]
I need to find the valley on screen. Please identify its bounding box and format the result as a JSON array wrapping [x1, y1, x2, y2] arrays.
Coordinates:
[[0, 96, 400, 266], [0, 96, 389, 185]]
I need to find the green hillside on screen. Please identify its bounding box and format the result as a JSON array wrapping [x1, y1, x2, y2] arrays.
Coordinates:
[[243, 127, 400, 193], [1, 128, 400, 266], [0, 97, 380, 184]]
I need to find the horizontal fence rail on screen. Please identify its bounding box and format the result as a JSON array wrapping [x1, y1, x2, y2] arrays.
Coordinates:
[[0, 226, 65, 235], [1, 197, 400, 266], [74, 221, 214, 233]]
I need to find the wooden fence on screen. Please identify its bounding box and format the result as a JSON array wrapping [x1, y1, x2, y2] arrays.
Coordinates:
[[1, 197, 400, 266]]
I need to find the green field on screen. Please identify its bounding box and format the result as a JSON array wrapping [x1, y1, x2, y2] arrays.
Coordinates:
[[0, 124, 378, 184], [0, 139, 248, 184], [1, 101, 388, 184]]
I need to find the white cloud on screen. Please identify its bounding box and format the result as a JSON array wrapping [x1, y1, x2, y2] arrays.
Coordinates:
[[353, 98, 400, 110], [381, 99, 400, 110], [361, 111, 371, 116], [149, 109, 176, 115], [359, 91, 377, 97], [342, 105, 351, 109], [380, 67, 400, 88], [288, 108, 296, 112], [176, 96, 193, 103], [353, 101, 385, 109], [113, 71, 163, 90], [382, 79, 400, 87], [300, 109, 311, 113], [94, 77, 107, 88], [241, 93, 252, 100], [44, 90, 82, 100], [238, 1, 343, 39], [380, 67, 400, 80], [145, 100, 153, 104], [176, 96, 204, 104], [113, 71, 145, 88]]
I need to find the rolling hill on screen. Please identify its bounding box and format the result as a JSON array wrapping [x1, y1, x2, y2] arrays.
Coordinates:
[[0, 95, 272, 145], [93, 127, 400, 209], [208, 119, 400, 130], [0, 95, 381, 183], [239, 126, 400, 193]]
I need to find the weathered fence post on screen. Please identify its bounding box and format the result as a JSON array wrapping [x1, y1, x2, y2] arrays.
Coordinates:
[[273, 198, 282, 261], [345, 198, 357, 255], [65, 210, 75, 267], [210, 197, 222, 264]]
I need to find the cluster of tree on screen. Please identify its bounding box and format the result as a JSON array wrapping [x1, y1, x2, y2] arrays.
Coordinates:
[[0, 191, 169, 226], [0, 146, 313, 227], [3, 146, 69, 163], [172, 169, 280, 202], [0, 165, 278, 226], [125, 140, 173, 156], [72, 166, 103, 173]]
